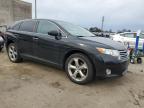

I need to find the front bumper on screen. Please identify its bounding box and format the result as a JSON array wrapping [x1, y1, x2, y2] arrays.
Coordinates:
[[93, 55, 129, 77]]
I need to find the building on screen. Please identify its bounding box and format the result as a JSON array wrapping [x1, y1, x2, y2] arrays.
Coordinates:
[[0, 0, 32, 26]]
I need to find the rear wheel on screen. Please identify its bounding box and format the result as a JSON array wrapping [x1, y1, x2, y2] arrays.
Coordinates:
[[8, 43, 22, 63], [65, 53, 94, 84]]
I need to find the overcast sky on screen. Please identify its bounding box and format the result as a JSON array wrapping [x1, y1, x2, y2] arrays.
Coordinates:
[[23, 0, 144, 31]]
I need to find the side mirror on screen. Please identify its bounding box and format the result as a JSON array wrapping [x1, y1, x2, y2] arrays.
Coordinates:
[[48, 30, 62, 40]]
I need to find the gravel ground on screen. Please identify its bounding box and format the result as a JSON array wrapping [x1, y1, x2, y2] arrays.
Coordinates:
[[0, 50, 144, 108]]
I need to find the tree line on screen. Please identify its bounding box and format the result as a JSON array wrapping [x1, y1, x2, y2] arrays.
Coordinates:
[[89, 27, 131, 33]]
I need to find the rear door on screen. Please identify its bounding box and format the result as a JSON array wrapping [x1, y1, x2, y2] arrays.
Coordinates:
[[18, 20, 37, 56]]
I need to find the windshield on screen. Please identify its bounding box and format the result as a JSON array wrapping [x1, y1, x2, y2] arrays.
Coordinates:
[[55, 21, 95, 37]]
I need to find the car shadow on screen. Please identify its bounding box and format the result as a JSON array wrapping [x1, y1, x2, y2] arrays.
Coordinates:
[[12, 58, 129, 87]]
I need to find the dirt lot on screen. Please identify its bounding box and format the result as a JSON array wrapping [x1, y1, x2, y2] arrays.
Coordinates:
[[0, 51, 144, 108]]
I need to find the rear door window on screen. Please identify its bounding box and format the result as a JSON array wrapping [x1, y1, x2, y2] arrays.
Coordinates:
[[19, 21, 37, 32]]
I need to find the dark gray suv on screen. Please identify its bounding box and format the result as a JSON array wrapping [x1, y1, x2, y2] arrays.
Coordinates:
[[5, 19, 129, 84]]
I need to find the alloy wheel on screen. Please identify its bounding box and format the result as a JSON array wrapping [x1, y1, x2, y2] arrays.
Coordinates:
[[68, 57, 88, 82], [8, 45, 18, 61]]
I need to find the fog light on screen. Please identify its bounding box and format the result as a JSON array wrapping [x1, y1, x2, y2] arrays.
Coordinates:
[[106, 69, 111, 75]]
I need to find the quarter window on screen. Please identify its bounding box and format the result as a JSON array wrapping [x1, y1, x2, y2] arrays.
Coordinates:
[[19, 21, 36, 32], [12, 23, 21, 30], [37, 20, 59, 34]]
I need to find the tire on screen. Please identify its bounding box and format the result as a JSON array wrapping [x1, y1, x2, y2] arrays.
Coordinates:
[[137, 58, 142, 64], [130, 58, 135, 64], [65, 53, 94, 84], [8, 43, 22, 63]]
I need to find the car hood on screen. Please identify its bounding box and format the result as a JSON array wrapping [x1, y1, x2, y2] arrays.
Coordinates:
[[79, 36, 126, 50]]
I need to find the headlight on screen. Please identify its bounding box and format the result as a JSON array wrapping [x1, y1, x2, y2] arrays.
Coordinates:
[[96, 47, 120, 57]]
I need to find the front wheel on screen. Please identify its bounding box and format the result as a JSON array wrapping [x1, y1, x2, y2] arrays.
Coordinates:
[[65, 53, 94, 84], [8, 43, 22, 63]]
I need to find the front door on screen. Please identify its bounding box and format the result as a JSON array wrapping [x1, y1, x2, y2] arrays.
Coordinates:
[[34, 20, 63, 64]]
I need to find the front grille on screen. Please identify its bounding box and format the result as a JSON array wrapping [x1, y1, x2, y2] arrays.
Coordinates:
[[119, 50, 128, 61]]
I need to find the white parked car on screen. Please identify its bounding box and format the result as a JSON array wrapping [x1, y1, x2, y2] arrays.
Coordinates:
[[111, 32, 144, 50]]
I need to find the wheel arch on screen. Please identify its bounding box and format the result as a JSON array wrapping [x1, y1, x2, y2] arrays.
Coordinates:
[[5, 33, 17, 50], [6, 40, 14, 49], [63, 50, 96, 73]]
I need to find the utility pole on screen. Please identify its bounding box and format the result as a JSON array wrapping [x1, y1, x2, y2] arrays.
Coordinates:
[[101, 16, 104, 32], [35, 0, 37, 19]]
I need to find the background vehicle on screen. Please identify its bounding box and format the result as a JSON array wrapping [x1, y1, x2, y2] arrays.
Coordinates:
[[92, 32, 110, 38], [111, 32, 144, 50], [0, 25, 7, 52], [0, 36, 4, 52], [5, 19, 129, 84]]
